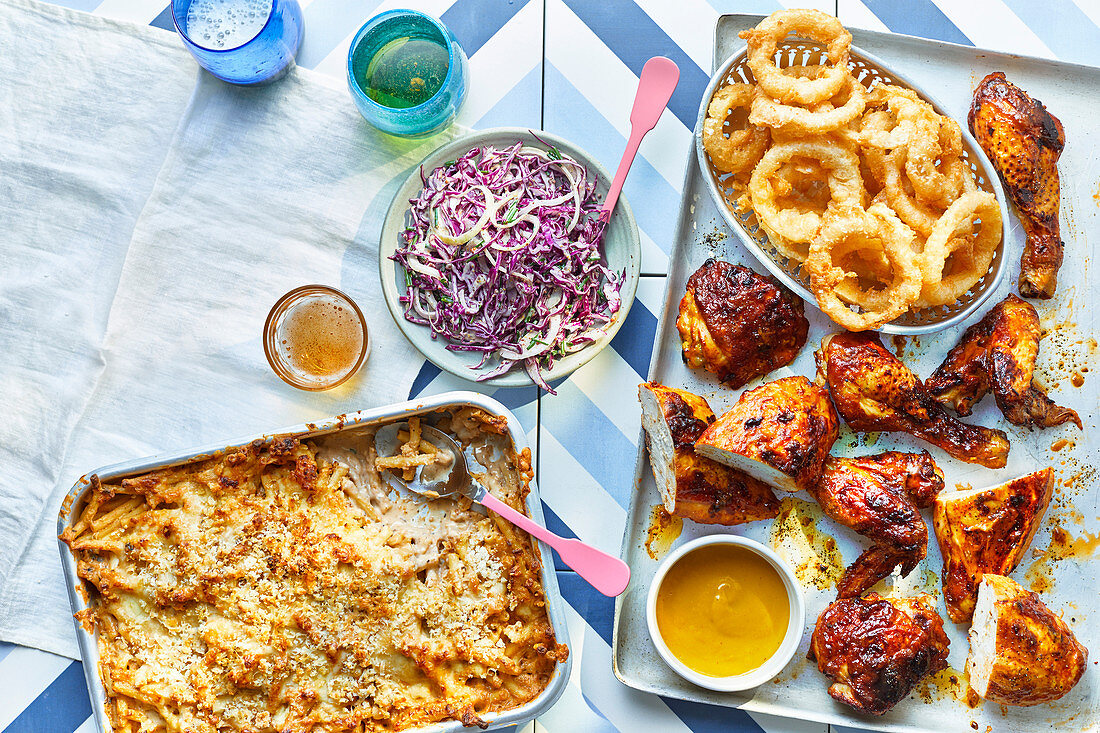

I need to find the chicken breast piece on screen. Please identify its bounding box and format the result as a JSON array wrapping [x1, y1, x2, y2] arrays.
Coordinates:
[[967, 574, 1088, 706], [676, 259, 808, 388], [638, 383, 779, 525], [933, 468, 1053, 622], [810, 593, 950, 715], [695, 376, 838, 492]]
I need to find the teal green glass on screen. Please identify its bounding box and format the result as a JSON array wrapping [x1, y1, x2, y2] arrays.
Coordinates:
[[346, 10, 468, 137]]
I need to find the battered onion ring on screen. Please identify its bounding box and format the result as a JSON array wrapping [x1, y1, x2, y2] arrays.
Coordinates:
[[918, 191, 1001, 306], [703, 83, 770, 174], [905, 115, 965, 207], [880, 150, 944, 237], [759, 217, 809, 264], [739, 9, 852, 104], [749, 139, 864, 246], [858, 85, 933, 150], [806, 203, 921, 330], [749, 75, 868, 134]]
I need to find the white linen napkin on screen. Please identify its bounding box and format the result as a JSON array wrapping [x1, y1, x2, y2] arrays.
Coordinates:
[[0, 0, 457, 659]]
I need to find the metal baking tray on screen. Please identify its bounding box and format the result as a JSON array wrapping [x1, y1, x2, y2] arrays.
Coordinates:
[[57, 391, 571, 733], [613, 13, 1099, 733]]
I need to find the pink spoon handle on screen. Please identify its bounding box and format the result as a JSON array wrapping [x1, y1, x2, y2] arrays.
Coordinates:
[[479, 492, 630, 596], [600, 56, 680, 221]]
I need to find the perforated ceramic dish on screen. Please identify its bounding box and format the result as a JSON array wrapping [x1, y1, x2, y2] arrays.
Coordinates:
[[695, 41, 1011, 335]]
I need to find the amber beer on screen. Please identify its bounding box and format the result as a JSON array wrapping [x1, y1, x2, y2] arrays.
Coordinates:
[[263, 285, 369, 390]]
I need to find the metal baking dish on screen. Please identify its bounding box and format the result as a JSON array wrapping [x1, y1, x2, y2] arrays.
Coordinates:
[[612, 13, 1099, 733], [57, 390, 572, 733]]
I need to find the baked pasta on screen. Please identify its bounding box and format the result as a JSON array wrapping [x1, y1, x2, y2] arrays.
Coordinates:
[[61, 408, 567, 733]]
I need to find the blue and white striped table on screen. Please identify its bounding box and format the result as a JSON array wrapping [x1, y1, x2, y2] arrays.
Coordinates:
[[3, 1, 1097, 731]]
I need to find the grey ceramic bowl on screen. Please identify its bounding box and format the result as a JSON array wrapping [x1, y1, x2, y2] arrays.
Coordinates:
[[379, 127, 641, 388]]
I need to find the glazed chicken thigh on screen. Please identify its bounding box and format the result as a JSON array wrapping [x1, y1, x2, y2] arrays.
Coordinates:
[[817, 332, 1010, 468], [677, 259, 808, 388], [926, 294, 1081, 430], [969, 72, 1065, 299], [812, 452, 944, 598], [810, 593, 950, 715]]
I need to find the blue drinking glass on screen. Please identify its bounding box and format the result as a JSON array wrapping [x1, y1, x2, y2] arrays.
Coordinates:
[[346, 10, 468, 137], [172, 0, 304, 85]]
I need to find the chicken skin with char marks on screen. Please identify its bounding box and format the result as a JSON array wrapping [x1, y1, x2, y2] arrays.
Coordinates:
[[638, 383, 779, 525], [969, 72, 1065, 299], [810, 593, 950, 715], [926, 294, 1081, 430], [934, 468, 1053, 622], [677, 259, 808, 388], [967, 574, 1088, 706], [812, 451, 944, 599], [817, 332, 1010, 468], [695, 376, 839, 493]]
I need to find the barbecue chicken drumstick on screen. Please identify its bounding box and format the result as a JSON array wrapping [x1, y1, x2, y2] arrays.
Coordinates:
[[810, 593, 950, 715], [812, 452, 944, 598], [926, 294, 1081, 430], [817, 332, 1010, 468], [969, 72, 1065, 299]]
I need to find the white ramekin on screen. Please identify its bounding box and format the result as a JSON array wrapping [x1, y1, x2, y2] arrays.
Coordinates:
[[646, 534, 806, 692]]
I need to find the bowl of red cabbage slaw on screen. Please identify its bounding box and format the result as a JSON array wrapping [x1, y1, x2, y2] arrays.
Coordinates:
[[379, 128, 640, 393]]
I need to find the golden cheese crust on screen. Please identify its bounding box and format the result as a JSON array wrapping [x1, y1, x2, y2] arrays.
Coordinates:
[[61, 409, 566, 733]]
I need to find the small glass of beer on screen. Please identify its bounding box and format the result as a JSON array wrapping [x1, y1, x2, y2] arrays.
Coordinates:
[[263, 285, 369, 391]]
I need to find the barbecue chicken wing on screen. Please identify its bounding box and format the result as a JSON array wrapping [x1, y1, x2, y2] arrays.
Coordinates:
[[638, 383, 779, 525], [696, 376, 839, 492], [810, 593, 950, 715], [968, 574, 1088, 706], [677, 259, 808, 388], [817, 332, 1010, 468], [969, 72, 1065, 299], [812, 452, 944, 598], [934, 468, 1053, 622], [927, 294, 1081, 430]]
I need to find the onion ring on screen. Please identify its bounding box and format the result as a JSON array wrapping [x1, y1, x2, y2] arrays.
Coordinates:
[[749, 139, 864, 247], [703, 83, 770, 174], [749, 75, 868, 134], [905, 115, 966, 207], [759, 217, 809, 264], [806, 203, 921, 330], [739, 9, 852, 104], [918, 191, 1001, 306], [880, 150, 944, 237]]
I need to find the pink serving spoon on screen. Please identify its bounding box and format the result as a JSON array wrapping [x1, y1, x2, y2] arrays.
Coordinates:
[[376, 422, 631, 596], [599, 56, 680, 222]]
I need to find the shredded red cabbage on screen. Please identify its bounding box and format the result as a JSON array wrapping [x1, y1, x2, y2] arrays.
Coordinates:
[[393, 141, 622, 393]]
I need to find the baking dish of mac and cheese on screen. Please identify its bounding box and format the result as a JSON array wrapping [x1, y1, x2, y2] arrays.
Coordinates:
[[57, 392, 570, 733]]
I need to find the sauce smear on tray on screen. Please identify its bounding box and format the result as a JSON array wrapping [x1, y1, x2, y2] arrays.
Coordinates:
[[656, 545, 789, 676]]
